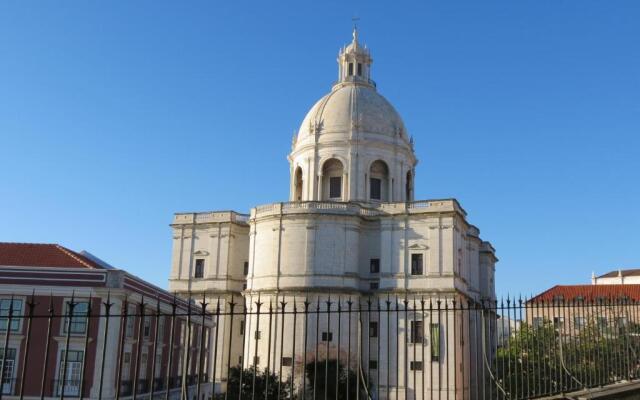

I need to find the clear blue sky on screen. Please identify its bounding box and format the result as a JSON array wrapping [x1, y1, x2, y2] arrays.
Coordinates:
[[1, 1, 638, 298]]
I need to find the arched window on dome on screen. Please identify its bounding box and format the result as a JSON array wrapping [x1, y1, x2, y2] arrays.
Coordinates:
[[406, 170, 413, 201], [294, 167, 303, 201], [321, 159, 344, 201], [369, 160, 389, 202]]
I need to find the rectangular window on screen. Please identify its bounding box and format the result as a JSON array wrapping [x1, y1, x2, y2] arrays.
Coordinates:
[[410, 361, 423, 371], [243, 262, 249, 276], [369, 281, 379, 290], [411, 254, 424, 275], [0, 299, 23, 332], [329, 177, 342, 199], [154, 350, 163, 378], [370, 178, 382, 200], [194, 259, 204, 278], [321, 332, 333, 342], [597, 317, 607, 329], [239, 320, 245, 336], [370, 258, 380, 273], [410, 320, 424, 343], [143, 316, 151, 337], [368, 360, 377, 369], [58, 350, 84, 396], [254, 330, 261, 340], [157, 315, 166, 342], [0, 348, 16, 394], [369, 321, 378, 338], [553, 317, 565, 329], [574, 316, 585, 329], [238, 356, 243, 365], [532, 317, 543, 329], [348, 63, 354, 76], [253, 356, 260, 365], [281, 357, 293, 367], [430, 323, 440, 361], [63, 301, 89, 334], [126, 305, 136, 338], [357, 63, 362, 76]]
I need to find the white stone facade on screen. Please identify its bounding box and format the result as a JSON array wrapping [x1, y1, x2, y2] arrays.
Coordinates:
[[169, 29, 497, 399]]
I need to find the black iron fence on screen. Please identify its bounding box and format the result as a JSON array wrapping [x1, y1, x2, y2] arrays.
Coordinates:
[[1, 293, 640, 399]]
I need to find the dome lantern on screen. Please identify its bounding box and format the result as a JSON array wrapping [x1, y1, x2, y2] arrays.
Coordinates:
[[336, 27, 374, 89]]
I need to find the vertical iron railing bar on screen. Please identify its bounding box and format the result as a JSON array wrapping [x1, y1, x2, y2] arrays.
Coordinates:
[[458, 300, 464, 400], [345, 297, 352, 400], [39, 294, 54, 400], [630, 299, 639, 381], [60, 293, 77, 400], [251, 296, 263, 400], [149, 297, 161, 398], [411, 298, 417, 400], [335, 297, 341, 400], [503, 297, 511, 398], [265, 300, 273, 400], [182, 295, 193, 400], [429, 299, 433, 400], [403, 298, 408, 400], [19, 292, 36, 400], [0, 295, 14, 400], [395, 297, 400, 400], [238, 298, 249, 400], [290, 298, 297, 400], [539, 300, 548, 396], [437, 299, 442, 400], [196, 295, 208, 400], [79, 294, 93, 400], [366, 297, 371, 398], [578, 297, 589, 389], [132, 297, 145, 400], [325, 296, 332, 400], [210, 297, 221, 398], [223, 296, 236, 400], [597, 298, 606, 386], [164, 297, 177, 400], [566, 296, 577, 392], [517, 297, 524, 399], [480, 300, 486, 400], [623, 298, 631, 380], [445, 299, 450, 400], [116, 299, 128, 400], [452, 299, 457, 400], [278, 299, 286, 400], [522, 297, 531, 398], [385, 298, 391, 400], [303, 298, 310, 400], [511, 297, 519, 398], [314, 298, 320, 400], [376, 298, 380, 400], [420, 298, 425, 400], [356, 299, 361, 400]]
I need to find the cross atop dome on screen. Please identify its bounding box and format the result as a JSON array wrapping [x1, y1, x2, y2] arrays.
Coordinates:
[[336, 27, 374, 88]]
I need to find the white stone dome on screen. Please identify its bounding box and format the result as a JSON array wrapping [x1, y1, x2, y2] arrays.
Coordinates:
[[297, 83, 409, 141]]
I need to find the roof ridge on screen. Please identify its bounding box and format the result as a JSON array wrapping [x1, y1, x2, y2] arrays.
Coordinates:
[[54, 245, 96, 269]]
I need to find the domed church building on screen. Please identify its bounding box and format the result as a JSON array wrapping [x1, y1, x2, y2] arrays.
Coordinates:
[[169, 29, 497, 399]]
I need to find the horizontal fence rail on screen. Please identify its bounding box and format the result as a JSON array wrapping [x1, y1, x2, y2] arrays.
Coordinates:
[[0, 292, 639, 400]]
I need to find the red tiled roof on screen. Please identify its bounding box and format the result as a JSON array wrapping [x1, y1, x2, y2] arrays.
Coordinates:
[[0, 242, 104, 269], [529, 284, 640, 303], [598, 269, 640, 278]]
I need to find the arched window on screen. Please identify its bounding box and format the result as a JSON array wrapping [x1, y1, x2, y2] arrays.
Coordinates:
[[294, 167, 303, 201], [369, 160, 389, 201], [322, 159, 344, 201], [348, 63, 354, 76], [406, 170, 413, 201]]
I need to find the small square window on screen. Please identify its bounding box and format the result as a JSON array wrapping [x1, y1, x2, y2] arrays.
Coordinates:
[[194, 259, 204, 278], [281, 357, 293, 367], [253, 356, 260, 365], [321, 332, 333, 342], [254, 330, 261, 340], [243, 262, 249, 276], [410, 361, 423, 371], [143, 316, 151, 337], [410, 321, 423, 343], [370, 259, 380, 273], [368, 360, 377, 369], [369, 281, 379, 290], [411, 254, 423, 275], [239, 320, 245, 335]]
